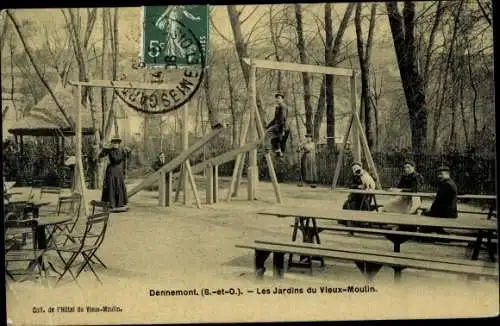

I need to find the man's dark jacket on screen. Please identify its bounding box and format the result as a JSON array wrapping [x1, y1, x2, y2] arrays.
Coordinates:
[[429, 178, 458, 218], [267, 103, 288, 135]]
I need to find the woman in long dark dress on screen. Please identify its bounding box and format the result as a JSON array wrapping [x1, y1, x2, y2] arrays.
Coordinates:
[[98, 137, 130, 212]]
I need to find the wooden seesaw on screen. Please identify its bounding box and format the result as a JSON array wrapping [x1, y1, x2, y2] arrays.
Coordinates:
[[127, 62, 283, 208]]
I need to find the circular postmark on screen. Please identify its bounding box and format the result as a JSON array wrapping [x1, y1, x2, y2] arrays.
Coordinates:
[[115, 17, 205, 115]]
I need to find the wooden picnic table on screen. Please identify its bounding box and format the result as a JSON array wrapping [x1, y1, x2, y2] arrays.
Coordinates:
[[335, 188, 496, 200], [334, 188, 497, 219], [259, 207, 497, 262], [5, 181, 16, 190]]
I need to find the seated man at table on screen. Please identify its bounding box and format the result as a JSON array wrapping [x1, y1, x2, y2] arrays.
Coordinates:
[[383, 160, 424, 214], [420, 166, 458, 235], [342, 161, 376, 211]]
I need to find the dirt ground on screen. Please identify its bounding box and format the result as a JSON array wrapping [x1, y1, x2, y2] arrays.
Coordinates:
[[5, 178, 499, 325]]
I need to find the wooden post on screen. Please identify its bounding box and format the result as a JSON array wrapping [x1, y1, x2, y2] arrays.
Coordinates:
[[331, 115, 354, 189], [205, 164, 214, 204], [213, 165, 219, 203], [254, 101, 282, 204], [159, 170, 172, 207], [247, 62, 258, 201], [227, 97, 252, 201], [352, 113, 382, 189], [74, 85, 89, 216], [185, 161, 201, 208], [350, 75, 361, 163]]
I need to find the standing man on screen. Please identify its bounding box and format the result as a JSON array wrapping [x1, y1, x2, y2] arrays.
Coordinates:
[[98, 136, 131, 212], [266, 93, 289, 157]]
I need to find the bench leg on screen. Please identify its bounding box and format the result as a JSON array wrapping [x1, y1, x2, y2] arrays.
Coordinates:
[[471, 232, 485, 261], [393, 267, 405, 282], [486, 237, 497, 263], [354, 261, 382, 282], [385, 235, 409, 253], [255, 250, 271, 278], [290, 217, 324, 270], [273, 252, 285, 280]]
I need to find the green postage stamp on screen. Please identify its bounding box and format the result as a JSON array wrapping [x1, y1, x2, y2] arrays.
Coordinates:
[[140, 5, 209, 68]]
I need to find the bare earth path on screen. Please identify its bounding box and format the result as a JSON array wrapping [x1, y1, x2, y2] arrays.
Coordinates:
[[6, 179, 498, 325]]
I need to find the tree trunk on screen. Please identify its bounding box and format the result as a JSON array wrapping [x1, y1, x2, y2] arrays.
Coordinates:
[[225, 62, 238, 147], [291, 77, 303, 143], [355, 3, 377, 152], [312, 3, 354, 142], [104, 8, 119, 142], [386, 2, 428, 154], [465, 39, 479, 145], [294, 4, 313, 135], [324, 3, 335, 150], [203, 66, 218, 128], [0, 12, 9, 55], [227, 5, 266, 127], [269, 5, 283, 92], [9, 37, 18, 120], [430, 0, 464, 152]]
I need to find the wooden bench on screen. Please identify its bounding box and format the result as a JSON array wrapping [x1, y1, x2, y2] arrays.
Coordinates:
[[235, 240, 499, 282], [289, 223, 498, 262]]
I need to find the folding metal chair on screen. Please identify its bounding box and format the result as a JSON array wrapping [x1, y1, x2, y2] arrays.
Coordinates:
[[4, 201, 36, 246], [45, 194, 82, 248], [38, 187, 62, 215], [39, 187, 62, 200], [47, 197, 108, 270], [5, 218, 45, 282], [54, 211, 110, 285], [90, 200, 111, 214]]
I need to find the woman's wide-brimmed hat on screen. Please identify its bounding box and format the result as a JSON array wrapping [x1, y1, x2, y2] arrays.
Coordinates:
[[274, 92, 284, 98], [110, 136, 122, 143], [351, 161, 363, 168], [437, 166, 450, 172], [403, 160, 416, 167]]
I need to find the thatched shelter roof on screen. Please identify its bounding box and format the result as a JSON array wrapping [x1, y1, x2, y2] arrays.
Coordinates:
[[9, 80, 128, 137]]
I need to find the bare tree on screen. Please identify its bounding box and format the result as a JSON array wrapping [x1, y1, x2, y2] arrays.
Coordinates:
[[269, 5, 287, 92], [386, 2, 428, 154], [355, 3, 377, 151], [429, 0, 464, 151], [312, 4, 354, 142], [6, 10, 72, 129], [0, 12, 10, 56], [203, 52, 218, 129], [227, 5, 267, 127], [294, 4, 313, 136], [62, 8, 98, 127], [225, 61, 239, 147]]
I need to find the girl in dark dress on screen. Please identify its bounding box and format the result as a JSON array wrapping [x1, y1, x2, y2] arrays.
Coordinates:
[[98, 137, 130, 212], [383, 160, 424, 214]]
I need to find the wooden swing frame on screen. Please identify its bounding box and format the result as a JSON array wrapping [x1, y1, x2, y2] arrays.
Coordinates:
[[238, 58, 382, 194]]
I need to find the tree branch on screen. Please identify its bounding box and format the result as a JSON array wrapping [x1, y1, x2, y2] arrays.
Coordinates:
[[424, 0, 442, 82], [476, 0, 492, 26], [209, 13, 232, 44], [6, 10, 73, 130], [240, 6, 259, 25]]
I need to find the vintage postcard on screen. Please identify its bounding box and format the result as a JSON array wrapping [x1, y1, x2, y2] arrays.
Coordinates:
[[2, 2, 497, 325]]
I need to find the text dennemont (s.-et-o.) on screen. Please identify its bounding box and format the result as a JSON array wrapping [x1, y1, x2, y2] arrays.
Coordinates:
[[149, 285, 378, 297]]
